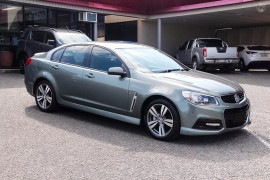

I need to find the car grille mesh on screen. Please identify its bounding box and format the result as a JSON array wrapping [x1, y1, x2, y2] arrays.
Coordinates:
[[224, 105, 249, 128], [221, 92, 245, 103]]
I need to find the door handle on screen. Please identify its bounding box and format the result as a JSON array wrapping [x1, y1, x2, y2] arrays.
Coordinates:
[[85, 73, 95, 78], [52, 65, 59, 70]]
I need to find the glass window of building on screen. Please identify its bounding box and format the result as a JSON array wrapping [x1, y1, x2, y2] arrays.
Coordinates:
[[24, 6, 47, 27]]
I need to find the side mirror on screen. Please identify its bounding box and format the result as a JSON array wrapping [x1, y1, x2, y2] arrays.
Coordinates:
[[108, 67, 126, 77], [47, 39, 56, 47]]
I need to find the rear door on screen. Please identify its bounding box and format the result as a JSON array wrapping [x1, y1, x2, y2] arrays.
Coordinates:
[[82, 46, 130, 115], [177, 40, 189, 64], [27, 30, 45, 56], [40, 31, 56, 52], [50, 45, 90, 104], [185, 40, 194, 65]]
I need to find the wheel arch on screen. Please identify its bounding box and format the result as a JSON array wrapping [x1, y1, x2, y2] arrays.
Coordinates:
[[140, 95, 181, 125]]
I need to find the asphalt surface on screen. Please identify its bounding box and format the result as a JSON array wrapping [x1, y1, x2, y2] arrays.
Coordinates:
[[0, 70, 270, 179]]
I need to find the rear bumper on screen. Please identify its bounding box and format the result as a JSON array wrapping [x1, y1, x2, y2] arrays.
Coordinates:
[[246, 61, 270, 69]]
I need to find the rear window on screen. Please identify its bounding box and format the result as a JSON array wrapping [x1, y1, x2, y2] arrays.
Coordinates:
[[197, 39, 223, 47], [247, 46, 270, 51], [56, 32, 91, 44]]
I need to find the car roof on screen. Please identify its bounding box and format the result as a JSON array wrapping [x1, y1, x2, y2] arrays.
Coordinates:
[[59, 41, 154, 50], [26, 26, 82, 34]]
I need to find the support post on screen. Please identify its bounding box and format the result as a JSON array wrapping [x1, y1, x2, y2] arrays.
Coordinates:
[[157, 18, 162, 49], [94, 22, 98, 41]]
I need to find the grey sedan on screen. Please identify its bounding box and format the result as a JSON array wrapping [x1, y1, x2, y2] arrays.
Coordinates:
[[24, 42, 251, 140]]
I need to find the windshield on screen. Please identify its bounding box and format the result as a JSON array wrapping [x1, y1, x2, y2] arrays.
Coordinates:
[[198, 39, 223, 47], [117, 48, 187, 73], [56, 32, 91, 44]]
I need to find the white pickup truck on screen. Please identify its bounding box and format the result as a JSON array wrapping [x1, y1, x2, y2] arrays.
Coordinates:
[[176, 38, 239, 72]]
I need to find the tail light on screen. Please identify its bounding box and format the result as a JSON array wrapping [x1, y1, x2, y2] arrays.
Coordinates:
[[25, 57, 32, 65], [203, 48, 207, 57], [246, 51, 257, 55]]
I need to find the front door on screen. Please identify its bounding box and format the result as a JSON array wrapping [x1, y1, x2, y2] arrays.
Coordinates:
[[82, 46, 130, 115]]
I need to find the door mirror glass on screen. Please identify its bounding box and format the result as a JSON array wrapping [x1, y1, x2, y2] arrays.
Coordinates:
[[47, 39, 56, 47], [108, 67, 126, 77]]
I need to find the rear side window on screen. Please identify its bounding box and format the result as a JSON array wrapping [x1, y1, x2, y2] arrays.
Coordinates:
[[197, 39, 223, 47], [90, 46, 123, 72], [247, 46, 270, 51], [187, 40, 194, 49], [60, 45, 89, 66], [51, 48, 64, 61], [44, 32, 56, 44], [181, 41, 189, 50], [31, 31, 45, 43]]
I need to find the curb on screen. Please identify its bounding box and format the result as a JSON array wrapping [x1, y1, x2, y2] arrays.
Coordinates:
[[0, 69, 20, 73]]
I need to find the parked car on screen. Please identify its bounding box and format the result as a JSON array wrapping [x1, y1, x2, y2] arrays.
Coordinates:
[[237, 45, 270, 71], [17, 26, 91, 73], [24, 42, 251, 140], [176, 38, 239, 72]]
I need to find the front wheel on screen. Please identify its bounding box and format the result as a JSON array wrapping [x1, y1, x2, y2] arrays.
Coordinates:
[[239, 59, 248, 72], [144, 99, 180, 140], [35, 80, 58, 112]]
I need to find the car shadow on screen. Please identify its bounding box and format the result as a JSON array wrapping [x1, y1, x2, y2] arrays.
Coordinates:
[[25, 105, 270, 163], [206, 69, 270, 87]]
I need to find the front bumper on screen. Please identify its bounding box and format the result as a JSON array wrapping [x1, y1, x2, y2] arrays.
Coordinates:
[[177, 98, 251, 136]]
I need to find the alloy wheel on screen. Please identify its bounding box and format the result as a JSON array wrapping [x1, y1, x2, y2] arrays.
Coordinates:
[[146, 104, 174, 137], [36, 83, 53, 110], [192, 60, 197, 70]]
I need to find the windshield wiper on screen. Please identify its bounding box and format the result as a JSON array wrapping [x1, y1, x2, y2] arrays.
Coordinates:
[[157, 69, 181, 73]]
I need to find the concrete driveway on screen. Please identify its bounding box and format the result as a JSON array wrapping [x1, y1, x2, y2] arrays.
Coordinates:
[[0, 71, 270, 179]]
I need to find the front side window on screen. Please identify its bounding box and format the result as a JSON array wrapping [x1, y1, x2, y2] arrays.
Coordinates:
[[60, 46, 89, 66], [31, 31, 45, 43], [90, 47, 123, 72]]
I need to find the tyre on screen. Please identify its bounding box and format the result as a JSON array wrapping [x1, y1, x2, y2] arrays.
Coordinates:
[[18, 53, 28, 74], [144, 99, 180, 140], [192, 57, 204, 71], [35, 80, 58, 112], [239, 59, 248, 72]]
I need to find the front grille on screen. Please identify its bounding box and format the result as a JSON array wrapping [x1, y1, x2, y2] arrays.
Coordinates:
[[221, 92, 245, 103], [224, 105, 249, 128]]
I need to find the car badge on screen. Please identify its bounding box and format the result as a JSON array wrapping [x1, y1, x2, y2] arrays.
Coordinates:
[[234, 94, 240, 103]]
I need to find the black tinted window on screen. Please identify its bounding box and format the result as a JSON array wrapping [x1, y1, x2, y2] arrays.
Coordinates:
[[90, 47, 122, 72], [31, 31, 45, 42], [181, 41, 189, 50], [198, 39, 223, 47], [187, 40, 194, 49], [51, 48, 64, 61], [44, 32, 55, 44], [60, 46, 89, 66]]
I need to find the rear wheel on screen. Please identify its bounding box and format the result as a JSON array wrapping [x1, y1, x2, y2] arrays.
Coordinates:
[[192, 57, 204, 71], [18, 53, 28, 74], [35, 80, 58, 112], [144, 99, 180, 140], [239, 59, 248, 72]]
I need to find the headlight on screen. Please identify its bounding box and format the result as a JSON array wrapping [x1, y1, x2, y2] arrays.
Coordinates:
[[182, 91, 219, 106]]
